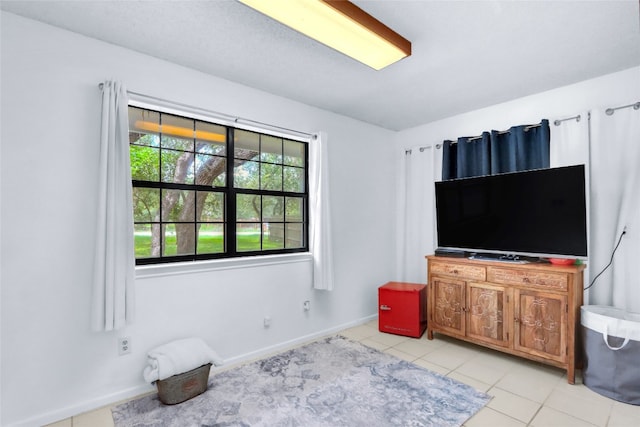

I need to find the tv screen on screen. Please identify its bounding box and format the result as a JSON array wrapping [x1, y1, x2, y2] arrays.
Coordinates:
[[435, 165, 587, 259]]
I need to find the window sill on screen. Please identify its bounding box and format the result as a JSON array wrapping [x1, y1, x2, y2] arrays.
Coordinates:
[[135, 252, 313, 279]]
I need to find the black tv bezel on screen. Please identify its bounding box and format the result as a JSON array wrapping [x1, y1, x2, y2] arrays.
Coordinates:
[[434, 165, 588, 260]]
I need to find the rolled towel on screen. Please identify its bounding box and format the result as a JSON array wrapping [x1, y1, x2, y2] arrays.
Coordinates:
[[143, 337, 224, 383]]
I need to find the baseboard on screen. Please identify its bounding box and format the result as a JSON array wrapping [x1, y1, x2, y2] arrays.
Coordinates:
[[8, 315, 377, 427], [7, 383, 154, 427], [222, 314, 378, 367]]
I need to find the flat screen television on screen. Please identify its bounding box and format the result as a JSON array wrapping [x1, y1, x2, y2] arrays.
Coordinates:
[[435, 164, 587, 260]]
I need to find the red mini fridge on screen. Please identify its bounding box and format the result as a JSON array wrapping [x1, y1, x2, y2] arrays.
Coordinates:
[[378, 282, 427, 338]]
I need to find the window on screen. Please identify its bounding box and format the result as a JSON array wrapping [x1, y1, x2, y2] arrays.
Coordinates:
[[128, 106, 308, 265]]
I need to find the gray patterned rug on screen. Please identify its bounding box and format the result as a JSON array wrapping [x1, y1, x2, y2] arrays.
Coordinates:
[[112, 335, 490, 426]]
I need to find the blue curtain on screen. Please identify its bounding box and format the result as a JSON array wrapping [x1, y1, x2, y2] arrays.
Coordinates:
[[491, 120, 550, 174], [442, 119, 550, 180], [441, 140, 457, 179], [457, 132, 491, 178]]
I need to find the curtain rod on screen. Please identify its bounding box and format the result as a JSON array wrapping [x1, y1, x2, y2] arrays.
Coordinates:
[[442, 122, 542, 145], [405, 146, 430, 154], [98, 83, 315, 139], [605, 101, 640, 116], [432, 102, 635, 150], [553, 114, 581, 126]]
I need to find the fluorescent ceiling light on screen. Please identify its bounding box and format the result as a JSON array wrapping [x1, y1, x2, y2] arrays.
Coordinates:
[[238, 0, 411, 70]]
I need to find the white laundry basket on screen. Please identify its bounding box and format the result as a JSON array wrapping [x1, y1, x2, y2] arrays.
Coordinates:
[[581, 305, 640, 405]]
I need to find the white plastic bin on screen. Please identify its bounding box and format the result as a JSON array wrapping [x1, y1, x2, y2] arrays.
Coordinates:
[[581, 305, 640, 405]]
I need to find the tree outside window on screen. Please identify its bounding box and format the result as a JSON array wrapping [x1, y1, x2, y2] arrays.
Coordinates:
[[129, 106, 308, 264]]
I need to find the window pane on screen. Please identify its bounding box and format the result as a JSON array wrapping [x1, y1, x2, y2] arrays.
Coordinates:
[[195, 121, 226, 155], [196, 154, 226, 187], [237, 194, 260, 222], [130, 133, 160, 147], [130, 105, 308, 264], [197, 191, 224, 222], [163, 223, 196, 256], [264, 223, 285, 250], [197, 223, 224, 254], [196, 140, 225, 156], [285, 223, 304, 249], [261, 135, 282, 164], [161, 149, 194, 184], [162, 224, 176, 256], [285, 197, 304, 222], [261, 163, 282, 191], [133, 187, 160, 222], [235, 129, 259, 155], [284, 139, 305, 166], [263, 196, 284, 221], [161, 190, 195, 222], [129, 107, 160, 147], [134, 224, 157, 258], [234, 160, 259, 189], [130, 145, 159, 181], [160, 114, 194, 151], [283, 166, 305, 193], [237, 223, 261, 252]]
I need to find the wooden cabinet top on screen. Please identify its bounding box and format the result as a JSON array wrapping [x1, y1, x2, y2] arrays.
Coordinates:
[[426, 255, 586, 274]]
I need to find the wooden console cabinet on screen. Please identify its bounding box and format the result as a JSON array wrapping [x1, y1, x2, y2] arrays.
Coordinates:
[[426, 255, 586, 384]]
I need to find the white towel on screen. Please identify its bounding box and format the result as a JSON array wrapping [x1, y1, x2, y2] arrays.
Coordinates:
[[143, 337, 224, 383]]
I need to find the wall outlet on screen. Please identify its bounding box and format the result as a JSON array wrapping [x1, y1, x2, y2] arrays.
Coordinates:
[[303, 300, 311, 311], [263, 316, 271, 328], [118, 337, 132, 355]]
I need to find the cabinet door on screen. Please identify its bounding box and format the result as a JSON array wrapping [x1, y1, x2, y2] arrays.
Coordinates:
[[431, 276, 466, 337], [514, 290, 567, 363], [467, 282, 510, 348]]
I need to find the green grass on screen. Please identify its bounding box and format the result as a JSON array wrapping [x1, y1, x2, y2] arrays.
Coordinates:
[[134, 233, 285, 257]]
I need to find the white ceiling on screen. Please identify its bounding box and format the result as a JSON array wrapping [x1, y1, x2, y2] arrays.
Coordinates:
[[2, 0, 639, 130]]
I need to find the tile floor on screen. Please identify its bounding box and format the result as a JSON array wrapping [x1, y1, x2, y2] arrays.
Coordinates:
[[47, 320, 640, 427]]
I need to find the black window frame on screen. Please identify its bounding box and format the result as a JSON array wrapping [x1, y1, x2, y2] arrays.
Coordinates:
[[129, 105, 310, 265]]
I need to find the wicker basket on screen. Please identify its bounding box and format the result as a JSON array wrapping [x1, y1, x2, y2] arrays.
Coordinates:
[[156, 363, 211, 405]]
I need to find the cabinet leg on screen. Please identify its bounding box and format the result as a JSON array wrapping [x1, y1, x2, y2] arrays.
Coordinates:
[[566, 353, 576, 384], [567, 366, 575, 385], [427, 329, 434, 340]]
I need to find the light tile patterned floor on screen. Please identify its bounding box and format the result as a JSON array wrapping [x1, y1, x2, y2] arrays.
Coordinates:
[[46, 320, 640, 427]]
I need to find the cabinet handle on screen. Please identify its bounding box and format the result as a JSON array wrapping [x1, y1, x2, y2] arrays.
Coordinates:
[[380, 305, 392, 311], [514, 317, 520, 323], [453, 269, 459, 274], [522, 277, 530, 283]]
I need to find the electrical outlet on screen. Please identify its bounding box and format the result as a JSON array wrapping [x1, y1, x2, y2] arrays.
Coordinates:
[[303, 300, 311, 311], [118, 337, 132, 355], [263, 316, 271, 328]]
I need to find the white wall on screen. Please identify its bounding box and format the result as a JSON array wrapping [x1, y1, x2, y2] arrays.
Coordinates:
[[395, 66, 639, 151], [0, 13, 396, 426]]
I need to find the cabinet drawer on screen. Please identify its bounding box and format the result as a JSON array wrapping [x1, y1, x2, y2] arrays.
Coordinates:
[[487, 267, 567, 290], [430, 262, 486, 281]]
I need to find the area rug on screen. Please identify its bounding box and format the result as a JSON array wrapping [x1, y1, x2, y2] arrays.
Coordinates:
[[112, 335, 490, 426]]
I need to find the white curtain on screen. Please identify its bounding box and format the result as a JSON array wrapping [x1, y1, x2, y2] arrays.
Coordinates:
[[549, 113, 590, 168], [549, 112, 591, 297], [309, 131, 335, 291], [590, 104, 640, 313], [396, 146, 436, 283], [92, 81, 135, 331]]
